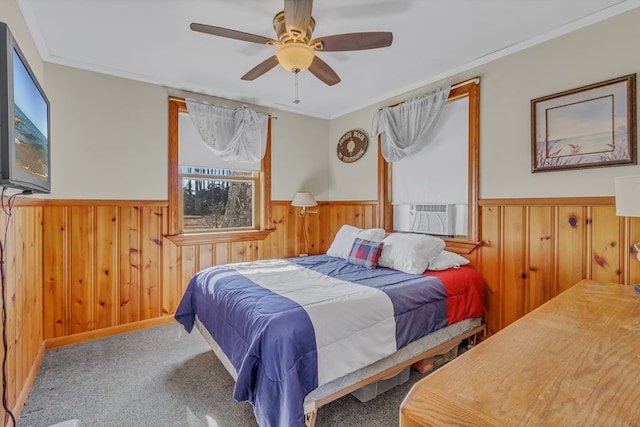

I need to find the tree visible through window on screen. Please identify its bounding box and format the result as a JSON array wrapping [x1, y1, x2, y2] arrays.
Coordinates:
[[181, 168, 256, 232]]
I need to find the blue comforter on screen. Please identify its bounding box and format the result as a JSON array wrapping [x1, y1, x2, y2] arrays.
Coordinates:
[[175, 255, 448, 426]]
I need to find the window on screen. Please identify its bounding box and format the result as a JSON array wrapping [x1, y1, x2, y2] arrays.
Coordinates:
[[378, 79, 480, 243], [181, 168, 257, 232], [168, 97, 272, 243]]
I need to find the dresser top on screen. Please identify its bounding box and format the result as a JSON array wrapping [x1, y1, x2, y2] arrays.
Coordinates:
[[400, 279, 640, 426]]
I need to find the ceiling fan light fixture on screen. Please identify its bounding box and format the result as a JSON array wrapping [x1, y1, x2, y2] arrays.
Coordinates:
[[276, 43, 315, 72], [191, 0, 391, 85]]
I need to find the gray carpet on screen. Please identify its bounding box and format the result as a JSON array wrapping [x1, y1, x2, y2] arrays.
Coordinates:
[[18, 323, 451, 427]]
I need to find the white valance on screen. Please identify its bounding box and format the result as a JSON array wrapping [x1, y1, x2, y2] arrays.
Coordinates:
[[179, 112, 261, 170], [371, 86, 451, 162], [185, 99, 268, 164]]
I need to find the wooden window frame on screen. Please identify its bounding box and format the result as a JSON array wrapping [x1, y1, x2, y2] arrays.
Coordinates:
[[377, 79, 481, 248], [167, 96, 272, 245]]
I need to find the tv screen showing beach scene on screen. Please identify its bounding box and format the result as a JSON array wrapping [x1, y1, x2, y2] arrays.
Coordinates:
[[12, 47, 49, 190]]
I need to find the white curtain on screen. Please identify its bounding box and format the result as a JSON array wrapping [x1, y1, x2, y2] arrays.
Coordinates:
[[392, 96, 469, 205], [185, 99, 268, 163], [179, 112, 261, 171], [371, 85, 451, 162]]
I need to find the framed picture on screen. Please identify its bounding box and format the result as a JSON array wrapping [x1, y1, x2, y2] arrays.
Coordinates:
[[531, 74, 636, 172]]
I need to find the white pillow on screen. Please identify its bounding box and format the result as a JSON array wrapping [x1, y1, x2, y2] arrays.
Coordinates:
[[378, 233, 445, 274], [357, 227, 386, 242], [326, 225, 386, 259], [426, 250, 470, 271]]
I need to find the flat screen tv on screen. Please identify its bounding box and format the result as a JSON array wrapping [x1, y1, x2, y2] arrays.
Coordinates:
[[0, 22, 50, 194]]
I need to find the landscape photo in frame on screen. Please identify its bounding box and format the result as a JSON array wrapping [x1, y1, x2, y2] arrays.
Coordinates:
[[531, 74, 636, 172]]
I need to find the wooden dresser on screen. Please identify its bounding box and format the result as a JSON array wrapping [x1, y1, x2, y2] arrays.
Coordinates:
[[399, 279, 640, 426]]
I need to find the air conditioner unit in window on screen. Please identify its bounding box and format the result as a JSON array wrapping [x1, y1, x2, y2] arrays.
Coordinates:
[[393, 204, 468, 237]]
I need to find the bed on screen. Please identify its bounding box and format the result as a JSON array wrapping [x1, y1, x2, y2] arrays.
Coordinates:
[[175, 229, 485, 427]]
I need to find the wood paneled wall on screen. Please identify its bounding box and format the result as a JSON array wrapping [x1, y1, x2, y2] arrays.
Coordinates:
[[41, 200, 379, 344], [10, 195, 640, 422], [480, 197, 640, 336], [51, 197, 640, 344], [0, 199, 44, 425]]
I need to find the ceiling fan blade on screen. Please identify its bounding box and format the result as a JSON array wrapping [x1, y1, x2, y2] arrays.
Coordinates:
[[308, 56, 340, 86], [190, 23, 277, 45], [311, 32, 393, 51], [284, 0, 313, 36], [241, 56, 280, 81]]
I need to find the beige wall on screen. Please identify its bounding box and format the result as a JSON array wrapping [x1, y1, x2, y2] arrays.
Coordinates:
[[42, 63, 330, 200], [476, 7, 640, 198], [270, 110, 330, 200], [328, 109, 379, 200], [9, 3, 640, 202], [331, 7, 640, 200], [44, 64, 168, 200]]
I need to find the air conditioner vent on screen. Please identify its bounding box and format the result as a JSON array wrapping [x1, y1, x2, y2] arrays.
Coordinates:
[[393, 204, 468, 237], [413, 204, 447, 213]]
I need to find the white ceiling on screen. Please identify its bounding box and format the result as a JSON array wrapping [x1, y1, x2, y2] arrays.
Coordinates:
[[16, 0, 640, 119]]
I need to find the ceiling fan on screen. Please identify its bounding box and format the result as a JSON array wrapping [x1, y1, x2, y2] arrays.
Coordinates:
[[190, 0, 393, 86]]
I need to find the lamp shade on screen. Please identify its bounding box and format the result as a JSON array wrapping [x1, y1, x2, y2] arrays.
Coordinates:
[[614, 175, 640, 217], [276, 43, 315, 72], [291, 192, 317, 207]]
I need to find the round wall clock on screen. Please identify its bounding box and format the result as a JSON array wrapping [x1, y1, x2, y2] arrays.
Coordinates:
[[336, 129, 368, 163]]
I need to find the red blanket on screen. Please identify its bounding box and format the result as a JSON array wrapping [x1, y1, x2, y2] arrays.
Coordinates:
[[425, 266, 485, 325]]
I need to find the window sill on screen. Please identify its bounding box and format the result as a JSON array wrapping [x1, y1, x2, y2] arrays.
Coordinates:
[[442, 238, 483, 254], [167, 229, 275, 246]]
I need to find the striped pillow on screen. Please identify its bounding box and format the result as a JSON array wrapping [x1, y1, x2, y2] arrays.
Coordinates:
[[347, 238, 385, 269]]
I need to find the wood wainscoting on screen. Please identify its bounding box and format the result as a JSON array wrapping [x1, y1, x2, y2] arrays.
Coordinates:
[[480, 197, 640, 336], [14, 194, 639, 422], [0, 197, 44, 425], [41, 199, 380, 345]]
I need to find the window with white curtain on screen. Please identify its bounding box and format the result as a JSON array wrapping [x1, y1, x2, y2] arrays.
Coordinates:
[[168, 98, 271, 237], [392, 97, 469, 237], [378, 80, 480, 241], [178, 112, 261, 233]]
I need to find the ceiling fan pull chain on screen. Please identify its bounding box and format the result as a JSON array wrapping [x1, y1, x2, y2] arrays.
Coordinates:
[[294, 70, 301, 104]]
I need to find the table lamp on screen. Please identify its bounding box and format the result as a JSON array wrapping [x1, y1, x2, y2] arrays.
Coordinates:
[[291, 192, 317, 217]]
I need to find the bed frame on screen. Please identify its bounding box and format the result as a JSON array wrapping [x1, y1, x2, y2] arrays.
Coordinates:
[[194, 317, 485, 427]]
